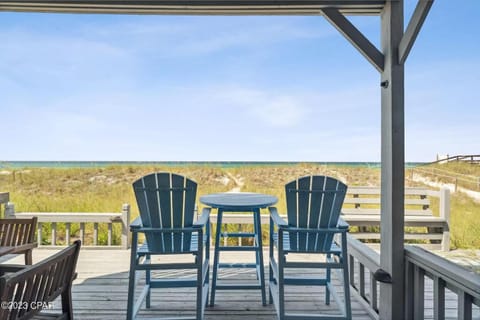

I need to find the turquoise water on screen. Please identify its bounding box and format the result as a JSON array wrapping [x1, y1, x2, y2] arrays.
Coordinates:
[[0, 161, 424, 169]]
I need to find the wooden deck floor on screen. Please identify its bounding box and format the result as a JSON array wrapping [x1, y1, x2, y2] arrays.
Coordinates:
[[3, 249, 479, 319], [3, 249, 373, 320]]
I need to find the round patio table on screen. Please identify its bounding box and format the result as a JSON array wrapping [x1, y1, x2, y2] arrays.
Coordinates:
[[200, 192, 278, 306]]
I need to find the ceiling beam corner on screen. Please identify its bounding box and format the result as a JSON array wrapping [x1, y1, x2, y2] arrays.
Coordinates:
[[399, 0, 434, 64], [321, 7, 384, 73]]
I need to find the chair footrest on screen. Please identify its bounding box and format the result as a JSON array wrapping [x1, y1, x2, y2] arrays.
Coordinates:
[[215, 284, 263, 290], [218, 262, 257, 268], [221, 232, 256, 238], [217, 246, 258, 251]]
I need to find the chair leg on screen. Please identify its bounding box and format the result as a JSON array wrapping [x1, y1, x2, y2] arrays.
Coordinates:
[[196, 233, 204, 320], [269, 258, 274, 305], [205, 222, 210, 308], [326, 253, 331, 305], [61, 285, 74, 320], [278, 247, 285, 320], [127, 233, 138, 320], [146, 254, 151, 309], [341, 233, 352, 319], [269, 219, 275, 305], [210, 209, 223, 307], [254, 209, 267, 306], [25, 250, 33, 265]]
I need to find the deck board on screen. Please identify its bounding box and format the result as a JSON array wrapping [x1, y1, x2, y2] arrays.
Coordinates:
[[2, 249, 479, 319]]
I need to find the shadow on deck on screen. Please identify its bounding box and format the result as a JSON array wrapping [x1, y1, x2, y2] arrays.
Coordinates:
[[3, 249, 372, 320]]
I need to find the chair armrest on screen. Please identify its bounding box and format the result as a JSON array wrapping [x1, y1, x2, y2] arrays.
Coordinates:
[[0, 264, 28, 276], [193, 207, 210, 228], [9, 243, 38, 254], [337, 218, 349, 230], [130, 216, 143, 230], [269, 207, 288, 227]]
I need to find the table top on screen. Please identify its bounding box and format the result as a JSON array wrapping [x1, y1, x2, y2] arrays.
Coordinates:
[[200, 192, 278, 210], [0, 246, 15, 257]]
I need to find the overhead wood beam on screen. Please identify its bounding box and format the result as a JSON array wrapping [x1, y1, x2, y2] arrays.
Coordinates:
[[321, 7, 384, 72], [399, 0, 433, 64], [0, 0, 386, 15]]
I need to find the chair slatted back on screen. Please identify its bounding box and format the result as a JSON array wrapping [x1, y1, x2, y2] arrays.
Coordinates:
[[285, 176, 347, 252], [0, 218, 37, 247], [133, 172, 197, 253], [0, 240, 81, 320]]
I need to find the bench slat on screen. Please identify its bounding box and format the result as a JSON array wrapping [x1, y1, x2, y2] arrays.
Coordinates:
[[352, 233, 444, 240], [342, 208, 433, 216], [344, 198, 430, 206]]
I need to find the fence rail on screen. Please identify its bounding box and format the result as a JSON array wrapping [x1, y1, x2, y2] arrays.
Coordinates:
[[430, 154, 480, 165], [411, 167, 480, 192], [4, 203, 130, 249]]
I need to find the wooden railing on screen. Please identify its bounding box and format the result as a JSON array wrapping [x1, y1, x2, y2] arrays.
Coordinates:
[[405, 245, 480, 319], [4, 203, 130, 249], [346, 234, 380, 320], [347, 238, 480, 319]]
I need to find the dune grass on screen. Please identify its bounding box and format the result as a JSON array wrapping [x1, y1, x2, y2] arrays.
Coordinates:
[[1, 163, 478, 248]]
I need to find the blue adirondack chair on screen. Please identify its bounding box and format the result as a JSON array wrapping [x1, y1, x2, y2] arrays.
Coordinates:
[[126, 172, 210, 320], [269, 175, 352, 320]]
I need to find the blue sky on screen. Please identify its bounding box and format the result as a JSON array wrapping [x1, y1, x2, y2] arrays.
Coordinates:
[[1, 0, 479, 162]]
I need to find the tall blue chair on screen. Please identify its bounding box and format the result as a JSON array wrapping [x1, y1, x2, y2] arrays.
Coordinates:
[[127, 173, 210, 320], [269, 175, 352, 320]]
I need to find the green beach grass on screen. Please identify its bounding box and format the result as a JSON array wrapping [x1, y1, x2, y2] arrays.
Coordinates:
[[1, 163, 479, 248]]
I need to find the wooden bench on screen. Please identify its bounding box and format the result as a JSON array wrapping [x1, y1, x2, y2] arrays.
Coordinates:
[[341, 187, 450, 251], [0, 217, 38, 264], [0, 240, 81, 320], [207, 187, 450, 251]]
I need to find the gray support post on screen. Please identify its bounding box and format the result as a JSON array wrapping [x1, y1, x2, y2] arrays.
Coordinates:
[[5, 202, 15, 218], [439, 188, 450, 251], [380, 1, 405, 319], [0, 192, 9, 218], [122, 203, 131, 249]]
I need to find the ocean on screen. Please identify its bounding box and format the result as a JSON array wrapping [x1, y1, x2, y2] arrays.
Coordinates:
[[0, 161, 424, 169]]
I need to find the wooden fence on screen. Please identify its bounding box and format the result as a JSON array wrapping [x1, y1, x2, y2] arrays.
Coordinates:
[[5, 203, 130, 249], [431, 154, 480, 165]]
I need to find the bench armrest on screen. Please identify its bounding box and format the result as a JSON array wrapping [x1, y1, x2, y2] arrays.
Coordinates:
[[193, 207, 210, 228], [337, 217, 349, 230], [269, 207, 288, 227], [0, 264, 27, 276], [130, 216, 142, 230], [9, 243, 38, 254]]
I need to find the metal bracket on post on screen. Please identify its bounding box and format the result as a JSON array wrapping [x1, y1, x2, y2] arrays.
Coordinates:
[[381, 80, 389, 88], [373, 268, 393, 283]]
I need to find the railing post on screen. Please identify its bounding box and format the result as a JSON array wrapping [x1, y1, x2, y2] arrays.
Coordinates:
[[413, 265, 425, 320], [0, 192, 10, 218], [122, 203, 131, 249], [433, 276, 445, 320], [405, 259, 414, 319], [5, 202, 15, 218], [439, 188, 450, 251]]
